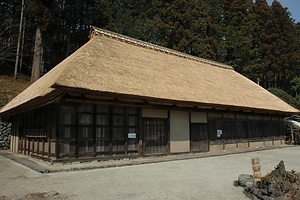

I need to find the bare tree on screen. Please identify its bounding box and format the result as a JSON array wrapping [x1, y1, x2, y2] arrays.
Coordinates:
[[14, 0, 25, 79], [19, 15, 26, 73], [0, 19, 18, 66]]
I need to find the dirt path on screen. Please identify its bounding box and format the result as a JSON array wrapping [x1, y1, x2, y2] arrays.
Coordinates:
[[1, 147, 299, 200]]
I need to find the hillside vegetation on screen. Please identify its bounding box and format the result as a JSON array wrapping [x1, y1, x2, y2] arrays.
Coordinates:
[[0, 75, 31, 109], [268, 88, 300, 110]]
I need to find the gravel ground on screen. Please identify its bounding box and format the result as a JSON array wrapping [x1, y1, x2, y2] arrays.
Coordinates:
[[1, 146, 299, 200]]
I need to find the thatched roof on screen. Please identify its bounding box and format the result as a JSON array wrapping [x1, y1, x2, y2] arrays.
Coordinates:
[[0, 27, 298, 117]]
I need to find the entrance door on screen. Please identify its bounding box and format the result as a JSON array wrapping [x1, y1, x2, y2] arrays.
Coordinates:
[[190, 123, 208, 152], [143, 119, 168, 155]]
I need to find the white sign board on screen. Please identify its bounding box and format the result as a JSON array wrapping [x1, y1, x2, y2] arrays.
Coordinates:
[[217, 130, 222, 138], [128, 133, 137, 139]]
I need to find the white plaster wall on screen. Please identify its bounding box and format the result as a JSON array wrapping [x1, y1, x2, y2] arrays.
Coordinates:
[[142, 108, 168, 118], [170, 110, 190, 153], [191, 112, 207, 123]]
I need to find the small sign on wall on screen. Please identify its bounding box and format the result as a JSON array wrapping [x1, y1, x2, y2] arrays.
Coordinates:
[[128, 133, 137, 139], [217, 130, 222, 138]]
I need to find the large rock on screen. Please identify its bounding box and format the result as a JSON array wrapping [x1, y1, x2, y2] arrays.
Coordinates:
[[243, 161, 300, 199], [295, 172, 300, 184], [238, 174, 255, 187]]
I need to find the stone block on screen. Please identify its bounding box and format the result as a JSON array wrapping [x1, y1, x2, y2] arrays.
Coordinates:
[[238, 174, 254, 187]]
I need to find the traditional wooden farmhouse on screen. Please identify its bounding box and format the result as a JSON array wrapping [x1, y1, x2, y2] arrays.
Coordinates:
[[0, 27, 298, 162]]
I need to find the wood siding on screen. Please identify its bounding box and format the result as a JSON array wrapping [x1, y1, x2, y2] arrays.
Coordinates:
[[9, 101, 286, 162]]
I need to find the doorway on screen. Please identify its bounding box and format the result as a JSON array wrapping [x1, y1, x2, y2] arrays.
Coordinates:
[[190, 123, 209, 152], [143, 119, 169, 155]]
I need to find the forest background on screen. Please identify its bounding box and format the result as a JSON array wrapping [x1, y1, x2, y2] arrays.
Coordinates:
[[1, 0, 300, 110]]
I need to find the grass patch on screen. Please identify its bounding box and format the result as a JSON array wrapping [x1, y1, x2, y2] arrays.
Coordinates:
[[0, 74, 31, 108]]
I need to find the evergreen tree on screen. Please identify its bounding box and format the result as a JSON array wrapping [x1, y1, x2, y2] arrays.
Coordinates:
[[97, 0, 151, 40], [91, 0, 114, 29], [247, 0, 273, 83], [290, 22, 300, 78], [58, 0, 94, 56], [146, 0, 213, 58], [201, 0, 224, 61], [251, 1, 298, 90], [222, 0, 257, 73], [269, 1, 295, 90], [26, 0, 60, 81]]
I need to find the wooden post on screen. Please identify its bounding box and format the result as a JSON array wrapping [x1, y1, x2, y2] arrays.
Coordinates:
[[125, 107, 128, 155], [252, 157, 262, 183], [93, 105, 96, 157], [138, 108, 143, 157], [138, 140, 143, 157], [55, 106, 60, 159]]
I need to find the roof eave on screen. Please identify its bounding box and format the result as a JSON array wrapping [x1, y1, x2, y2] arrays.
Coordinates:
[[56, 86, 299, 116], [0, 90, 65, 119]]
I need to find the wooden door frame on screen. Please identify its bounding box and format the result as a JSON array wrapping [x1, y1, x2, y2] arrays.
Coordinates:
[[142, 118, 169, 156]]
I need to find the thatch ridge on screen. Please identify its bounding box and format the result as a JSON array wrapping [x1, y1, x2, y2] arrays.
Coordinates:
[[90, 26, 233, 70]]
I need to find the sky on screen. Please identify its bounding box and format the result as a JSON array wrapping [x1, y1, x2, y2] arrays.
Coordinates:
[[266, 0, 300, 22]]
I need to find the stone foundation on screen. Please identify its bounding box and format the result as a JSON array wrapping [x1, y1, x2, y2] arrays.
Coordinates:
[[0, 121, 11, 150]]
